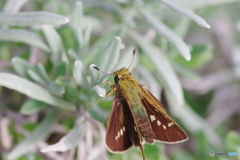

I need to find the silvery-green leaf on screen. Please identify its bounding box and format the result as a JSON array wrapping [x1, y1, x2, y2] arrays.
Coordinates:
[[129, 31, 184, 105], [93, 86, 106, 97], [11, 57, 32, 78], [20, 99, 46, 115], [159, 0, 210, 28], [140, 9, 191, 61], [71, 1, 84, 50], [175, 0, 239, 9], [83, 23, 92, 50], [96, 36, 121, 81], [89, 64, 98, 82], [71, 1, 83, 28], [3, 0, 29, 13], [42, 25, 64, 63], [27, 69, 47, 85], [48, 81, 65, 96], [0, 29, 50, 52], [0, 73, 74, 109], [0, 11, 69, 26], [41, 123, 86, 152], [7, 109, 59, 159], [73, 60, 84, 85], [37, 64, 51, 83], [88, 104, 109, 122]]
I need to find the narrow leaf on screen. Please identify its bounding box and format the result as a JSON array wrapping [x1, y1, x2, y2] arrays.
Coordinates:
[[96, 36, 121, 81], [11, 57, 32, 78], [129, 31, 184, 105], [88, 104, 109, 122], [98, 36, 121, 72], [27, 69, 47, 85], [73, 60, 84, 85], [71, 1, 84, 51], [37, 64, 51, 83], [0, 73, 74, 109], [42, 25, 64, 62], [0, 11, 69, 26], [140, 9, 191, 61], [176, 0, 239, 9], [20, 99, 46, 115], [0, 29, 50, 52], [159, 0, 210, 28], [7, 109, 59, 159], [93, 86, 106, 98], [48, 81, 65, 96], [41, 122, 86, 152]]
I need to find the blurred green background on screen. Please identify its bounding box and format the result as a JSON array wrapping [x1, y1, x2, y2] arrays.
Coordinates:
[[0, 0, 240, 160]]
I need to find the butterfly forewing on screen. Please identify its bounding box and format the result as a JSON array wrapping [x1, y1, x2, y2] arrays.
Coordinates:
[[140, 86, 188, 143], [106, 96, 141, 153]]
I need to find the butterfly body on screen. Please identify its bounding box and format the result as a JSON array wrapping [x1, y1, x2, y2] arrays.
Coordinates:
[[94, 67, 188, 160], [113, 68, 154, 144]]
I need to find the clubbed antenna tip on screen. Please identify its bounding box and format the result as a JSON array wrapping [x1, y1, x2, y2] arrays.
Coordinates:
[[128, 48, 136, 69], [133, 48, 136, 55], [92, 65, 112, 75], [93, 66, 100, 71]]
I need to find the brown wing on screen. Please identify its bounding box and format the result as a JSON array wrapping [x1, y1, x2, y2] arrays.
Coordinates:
[[106, 96, 141, 153], [140, 85, 166, 111], [139, 86, 188, 143]]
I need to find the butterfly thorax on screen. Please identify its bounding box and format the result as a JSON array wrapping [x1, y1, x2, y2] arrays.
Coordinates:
[[113, 67, 130, 80]]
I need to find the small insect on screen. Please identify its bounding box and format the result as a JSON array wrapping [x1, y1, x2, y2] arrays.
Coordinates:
[[91, 49, 188, 160]]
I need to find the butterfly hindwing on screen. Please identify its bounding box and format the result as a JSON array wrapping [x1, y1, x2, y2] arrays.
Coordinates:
[[106, 96, 141, 153], [139, 86, 188, 143]]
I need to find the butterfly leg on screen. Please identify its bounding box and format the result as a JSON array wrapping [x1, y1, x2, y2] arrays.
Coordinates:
[[95, 80, 112, 87], [88, 87, 115, 108]]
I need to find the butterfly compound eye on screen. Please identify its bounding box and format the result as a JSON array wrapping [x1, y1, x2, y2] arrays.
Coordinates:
[[114, 76, 120, 83]]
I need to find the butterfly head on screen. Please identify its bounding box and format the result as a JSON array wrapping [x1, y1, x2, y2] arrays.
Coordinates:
[[113, 67, 130, 83]]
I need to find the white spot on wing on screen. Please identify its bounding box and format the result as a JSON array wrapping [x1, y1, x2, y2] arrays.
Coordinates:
[[123, 126, 126, 132], [163, 125, 166, 129], [150, 115, 156, 122], [117, 132, 120, 138], [120, 129, 123, 135], [157, 120, 161, 126], [168, 122, 174, 127]]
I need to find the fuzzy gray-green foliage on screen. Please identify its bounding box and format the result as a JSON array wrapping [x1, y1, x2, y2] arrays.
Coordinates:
[[0, 0, 240, 160]]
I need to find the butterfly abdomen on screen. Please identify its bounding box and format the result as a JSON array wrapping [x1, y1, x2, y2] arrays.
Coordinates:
[[131, 105, 154, 144]]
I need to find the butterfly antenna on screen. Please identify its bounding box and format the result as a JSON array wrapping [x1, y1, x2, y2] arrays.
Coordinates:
[[127, 48, 136, 69], [92, 65, 112, 75]]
